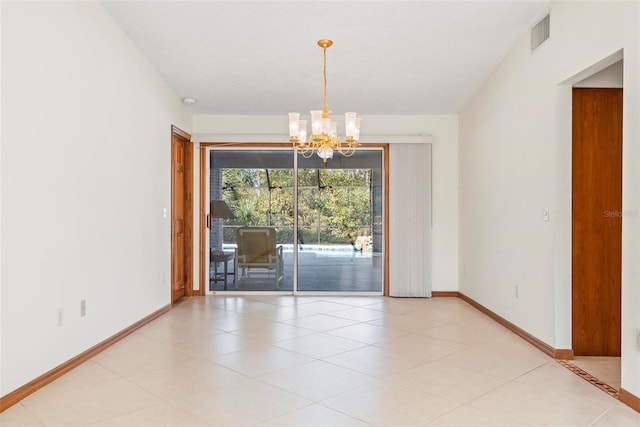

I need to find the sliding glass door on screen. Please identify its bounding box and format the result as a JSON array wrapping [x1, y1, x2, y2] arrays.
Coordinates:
[[208, 148, 383, 293]]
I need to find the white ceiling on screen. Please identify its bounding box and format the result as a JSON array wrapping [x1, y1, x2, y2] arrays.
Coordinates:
[[100, 0, 550, 115]]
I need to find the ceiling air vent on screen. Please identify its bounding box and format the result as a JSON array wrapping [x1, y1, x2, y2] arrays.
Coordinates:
[[531, 14, 550, 52]]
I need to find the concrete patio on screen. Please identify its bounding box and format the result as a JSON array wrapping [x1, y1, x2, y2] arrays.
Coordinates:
[[209, 246, 383, 293]]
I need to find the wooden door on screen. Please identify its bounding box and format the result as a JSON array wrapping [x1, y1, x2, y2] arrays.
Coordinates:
[[171, 126, 193, 303], [572, 88, 622, 356]]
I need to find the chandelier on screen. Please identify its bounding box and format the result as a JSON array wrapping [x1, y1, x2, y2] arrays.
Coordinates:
[[288, 39, 361, 163]]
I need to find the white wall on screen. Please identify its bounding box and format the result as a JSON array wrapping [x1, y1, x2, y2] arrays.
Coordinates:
[[192, 114, 459, 292], [459, 0, 639, 397], [0, 1, 190, 395]]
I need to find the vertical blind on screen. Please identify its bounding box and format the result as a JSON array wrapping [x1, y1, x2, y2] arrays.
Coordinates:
[[389, 143, 432, 297]]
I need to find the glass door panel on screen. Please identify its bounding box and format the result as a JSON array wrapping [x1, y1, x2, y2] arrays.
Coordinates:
[[209, 150, 294, 291], [296, 150, 383, 292]]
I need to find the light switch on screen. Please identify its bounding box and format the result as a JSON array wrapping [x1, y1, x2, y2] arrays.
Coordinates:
[[543, 207, 550, 222], [162, 207, 168, 219]]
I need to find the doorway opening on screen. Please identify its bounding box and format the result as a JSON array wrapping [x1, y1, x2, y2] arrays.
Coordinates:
[[571, 60, 623, 391]]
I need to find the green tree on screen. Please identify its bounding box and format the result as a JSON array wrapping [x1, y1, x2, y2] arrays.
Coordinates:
[[220, 167, 372, 245]]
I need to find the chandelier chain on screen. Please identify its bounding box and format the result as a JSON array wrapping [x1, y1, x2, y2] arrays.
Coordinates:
[[322, 46, 328, 116]]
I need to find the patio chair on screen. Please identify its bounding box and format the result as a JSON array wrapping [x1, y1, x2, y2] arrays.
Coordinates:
[[234, 226, 284, 288]]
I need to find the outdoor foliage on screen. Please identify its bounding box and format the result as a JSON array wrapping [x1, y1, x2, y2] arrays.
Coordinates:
[[221, 168, 372, 245]]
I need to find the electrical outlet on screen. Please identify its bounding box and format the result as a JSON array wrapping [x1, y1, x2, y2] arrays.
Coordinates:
[[80, 300, 86, 317], [57, 308, 63, 326]]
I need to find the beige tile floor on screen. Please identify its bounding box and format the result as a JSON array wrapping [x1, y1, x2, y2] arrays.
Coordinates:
[[2, 296, 639, 426]]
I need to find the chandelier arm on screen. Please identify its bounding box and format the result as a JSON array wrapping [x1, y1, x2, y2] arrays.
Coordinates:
[[337, 145, 356, 156], [298, 143, 315, 158], [300, 148, 314, 159]]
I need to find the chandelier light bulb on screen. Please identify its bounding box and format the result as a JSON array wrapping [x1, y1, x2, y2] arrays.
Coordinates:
[[298, 120, 308, 142], [288, 113, 300, 140], [310, 110, 323, 135], [345, 112, 357, 138]]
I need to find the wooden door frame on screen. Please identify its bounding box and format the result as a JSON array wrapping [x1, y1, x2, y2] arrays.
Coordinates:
[[198, 143, 390, 296], [171, 125, 194, 301]]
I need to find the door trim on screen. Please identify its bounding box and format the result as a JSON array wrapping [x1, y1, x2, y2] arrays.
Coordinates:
[[198, 142, 390, 295]]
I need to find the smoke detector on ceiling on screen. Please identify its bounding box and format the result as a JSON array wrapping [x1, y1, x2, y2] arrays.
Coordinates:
[[182, 97, 197, 105]]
